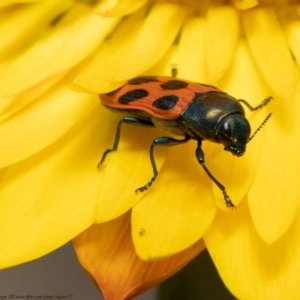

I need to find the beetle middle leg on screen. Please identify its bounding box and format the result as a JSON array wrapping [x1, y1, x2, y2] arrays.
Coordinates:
[[99, 116, 155, 167], [135, 135, 191, 193], [195, 141, 235, 208], [238, 96, 272, 111]]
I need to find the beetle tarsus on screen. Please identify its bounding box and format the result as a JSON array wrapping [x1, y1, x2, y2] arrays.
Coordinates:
[[259, 96, 273, 108], [135, 177, 156, 193], [223, 192, 236, 208], [196, 142, 236, 208], [98, 149, 112, 168]]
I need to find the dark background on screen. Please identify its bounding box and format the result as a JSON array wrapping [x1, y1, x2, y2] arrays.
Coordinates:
[[0, 243, 235, 300], [0, 243, 155, 300]]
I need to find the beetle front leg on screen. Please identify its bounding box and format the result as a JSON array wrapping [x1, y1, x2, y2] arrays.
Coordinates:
[[98, 117, 155, 167], [195, 141, 235, 208], [135, 135, 190, 193]]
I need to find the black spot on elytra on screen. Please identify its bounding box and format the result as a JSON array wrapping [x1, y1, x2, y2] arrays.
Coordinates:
[[128, 76, 158, 85], [152, 95, 179, 110], [118, 89, 149, 104], [160, 79, 188, 90]]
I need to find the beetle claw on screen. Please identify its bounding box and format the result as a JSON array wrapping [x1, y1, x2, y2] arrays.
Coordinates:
[[98, 148, 113, 168], [223, 192, 236, 209], [135, 177, 156, 193]]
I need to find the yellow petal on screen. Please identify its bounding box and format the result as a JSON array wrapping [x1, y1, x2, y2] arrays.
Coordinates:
[[0, 106, 105, 268], [0, 3, 119, 97], [145, 45, 179, 77], [177, 17, 206, 82], [211, 40, 271, 209], [242, 7, 297, 99], [0, 73, 63, 122], [0, 0, 73, 59], [71, 78, 126, 94], [205, 200, 300, 300], [233, 0, 258, 9], [72, 2, 188, 91], [248, 87, 300, 243], [284, 17, 300, 69], [73, 212, 205, 300], [96, 0, 148, 17], [132, 143, 217, 260], [0, 0, 47, 6], [220, 40, 270, 99], [205, 6, 239, 84], [0, 79, 96, 167], [95, 117, 167, 222]]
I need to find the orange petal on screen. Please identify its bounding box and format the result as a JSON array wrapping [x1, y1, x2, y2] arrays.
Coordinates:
[[73, 212, 204, 300]]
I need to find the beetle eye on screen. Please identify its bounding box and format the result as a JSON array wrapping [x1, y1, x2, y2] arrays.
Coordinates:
[[222, 122, 233, 138], [218, 120, 235, 142], [216, 115, 251, 156]]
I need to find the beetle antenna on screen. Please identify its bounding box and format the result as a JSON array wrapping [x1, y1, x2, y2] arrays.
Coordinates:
[[248, 113, 272, 143], [239, 96, 273, 111]]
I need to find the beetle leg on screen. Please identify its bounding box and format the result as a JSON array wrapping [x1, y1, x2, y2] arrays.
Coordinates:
[[195, 141, 235, 208], [238, 96, 272, 111], [98, 117, 154, 167], [135, 135, 190, 193]]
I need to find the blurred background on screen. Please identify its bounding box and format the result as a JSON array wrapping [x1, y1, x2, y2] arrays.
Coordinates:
[[0, 243, 235, 299]]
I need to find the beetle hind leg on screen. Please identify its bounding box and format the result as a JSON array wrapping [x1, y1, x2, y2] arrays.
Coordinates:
[[98, 117, 155, 167], [135, 135, 190, 193]]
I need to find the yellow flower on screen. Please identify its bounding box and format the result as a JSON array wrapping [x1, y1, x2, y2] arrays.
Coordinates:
[[1, 0, 300, 299]]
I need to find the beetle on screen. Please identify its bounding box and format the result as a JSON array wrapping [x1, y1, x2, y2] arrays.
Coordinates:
[[99, 75, 272, 208]]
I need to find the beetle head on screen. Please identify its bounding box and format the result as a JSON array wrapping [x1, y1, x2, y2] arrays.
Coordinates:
[[216, 114, 250, 156], [216, 113, 272, 156]]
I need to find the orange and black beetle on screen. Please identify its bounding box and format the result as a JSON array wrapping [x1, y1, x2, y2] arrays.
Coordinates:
[[99, 76, 271, 208]]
